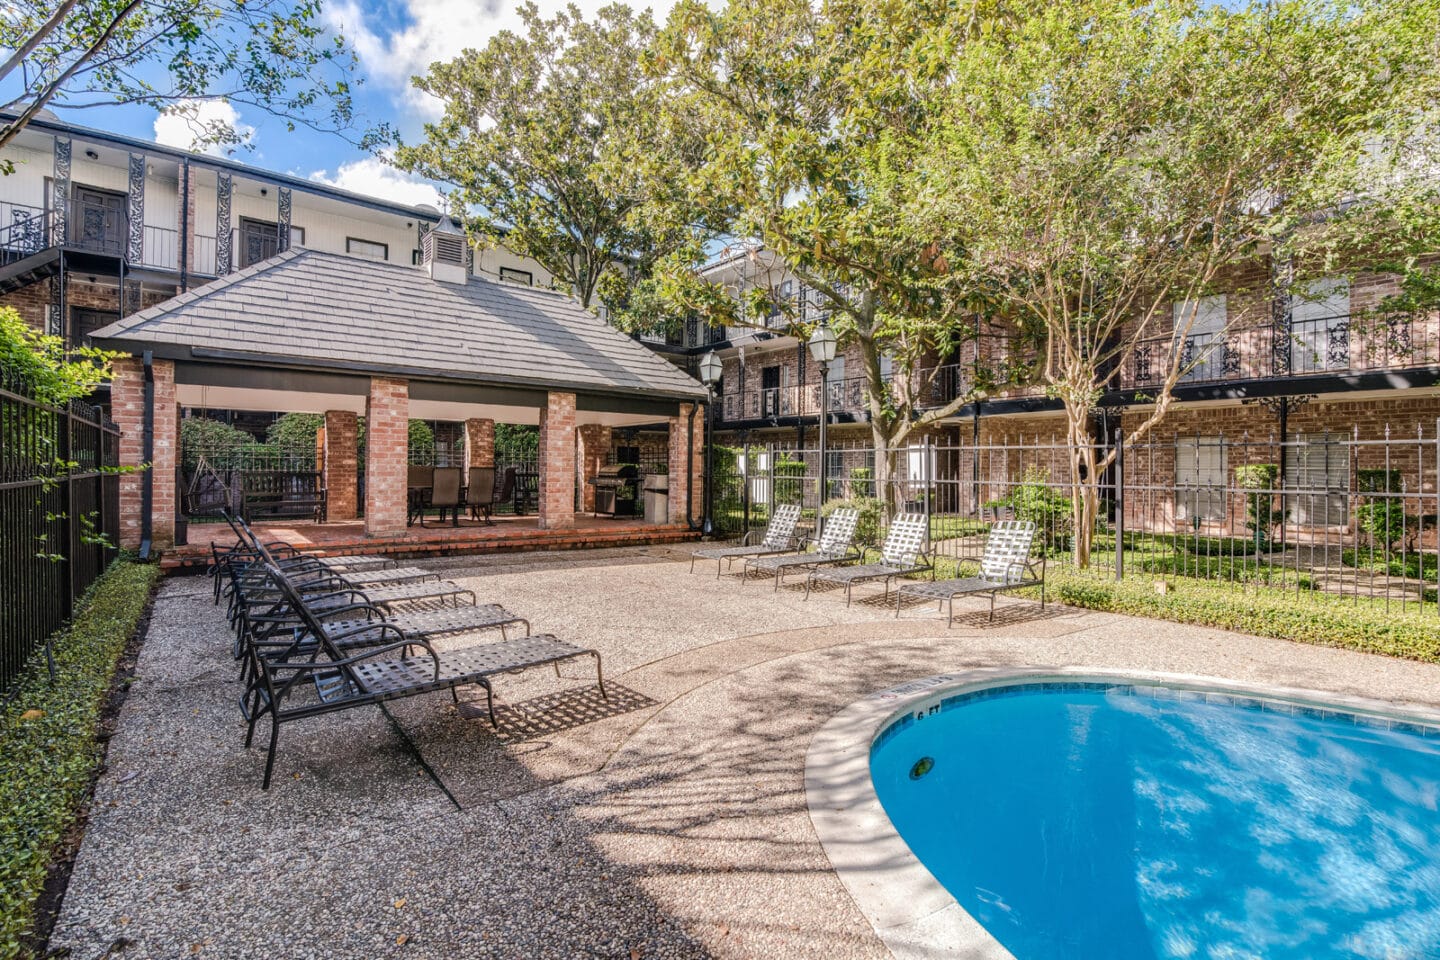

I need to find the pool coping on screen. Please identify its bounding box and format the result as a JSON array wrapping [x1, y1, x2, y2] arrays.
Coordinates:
[[803, 666, 1440, 960]]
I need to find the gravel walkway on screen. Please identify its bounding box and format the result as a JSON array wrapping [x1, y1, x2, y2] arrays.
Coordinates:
[[51, 546, 1440, 959]]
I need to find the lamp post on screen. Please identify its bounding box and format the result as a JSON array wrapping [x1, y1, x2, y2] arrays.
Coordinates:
[[807, 319, 837, 525], [698, 350, 723, 537]]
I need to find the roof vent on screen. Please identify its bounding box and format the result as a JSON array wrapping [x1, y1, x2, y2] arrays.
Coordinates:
[[422, 215, 468, 285]]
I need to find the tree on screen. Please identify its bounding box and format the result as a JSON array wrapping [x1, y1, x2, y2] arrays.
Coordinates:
[[915, 0, 1440, 566], [645, 0, 986, 502], [0, 0, 376, 164], [395, 2, 710, 311]]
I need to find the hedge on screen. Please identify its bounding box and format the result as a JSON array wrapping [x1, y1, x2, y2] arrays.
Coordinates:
[[0, 560, 160, 960], [1043, 568, 1440, 663]]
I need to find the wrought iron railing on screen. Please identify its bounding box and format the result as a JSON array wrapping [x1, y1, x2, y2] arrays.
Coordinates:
[[1125, 311, 1440, 389]]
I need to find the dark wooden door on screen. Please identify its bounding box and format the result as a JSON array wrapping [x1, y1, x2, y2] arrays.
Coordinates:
[[240, 219, 279, 267], [71, 187, 125, 255], [761, 365, 781, 417]]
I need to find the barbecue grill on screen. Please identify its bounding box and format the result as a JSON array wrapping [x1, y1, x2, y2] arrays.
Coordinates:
[[591, 463, 639, 518]]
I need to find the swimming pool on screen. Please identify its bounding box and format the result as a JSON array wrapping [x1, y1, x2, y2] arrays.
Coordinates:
[[868, 680, 1440, 959]]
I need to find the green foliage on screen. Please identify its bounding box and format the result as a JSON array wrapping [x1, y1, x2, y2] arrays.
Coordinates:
[[1342, 548, 1438, 583], [406, 420, 435, 465], [0, 309, 114, 406], [396, 2, 709, 311], [821, 496, 885, 548], [984, 467, 1073, 550], [772, 454, 808, 506], [1357, 469, 1402, 494], [1043, 568, 1440, 664], [265, 412, 324, 450], [1235, 464, 1284, 552], [179, 417, 254, 470], [1354, 468, 1412, 551], [0, 560, 160, 958], [0, 0, 376, 164], [849, 466, 875, 498], [495, 424, 538, 462]]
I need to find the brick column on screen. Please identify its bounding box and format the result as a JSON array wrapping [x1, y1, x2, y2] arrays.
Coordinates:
[[577, 423, 611, 513], [112, 356, 178, 550], [465, 418, 495, 465], [364, 378, 409, 537], [323, 410, 358, 521], [668, 403, 703, 527], [538, 392, 576, 529]]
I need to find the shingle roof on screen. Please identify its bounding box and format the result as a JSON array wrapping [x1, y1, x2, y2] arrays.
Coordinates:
[[90, 248, 706, 401]]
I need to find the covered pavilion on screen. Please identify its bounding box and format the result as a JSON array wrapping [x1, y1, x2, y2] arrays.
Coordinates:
[[90, 221, 709, 555]]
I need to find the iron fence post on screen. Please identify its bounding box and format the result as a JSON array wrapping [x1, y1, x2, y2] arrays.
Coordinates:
[[59, 402, 75, 620], [1114, 429, 1124, 582]]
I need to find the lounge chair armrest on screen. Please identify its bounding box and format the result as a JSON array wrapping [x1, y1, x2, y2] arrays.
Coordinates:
[[315, 602, 387, 622], [320, 621, 408, 645]]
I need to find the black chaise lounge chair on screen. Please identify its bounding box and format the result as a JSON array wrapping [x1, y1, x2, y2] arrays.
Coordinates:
[[804, 513, 933, 604], [243, 563, 605, 788], [688, 503, 803, 577], [741, 507, 862, 590], [894, 519, 1045, 625]]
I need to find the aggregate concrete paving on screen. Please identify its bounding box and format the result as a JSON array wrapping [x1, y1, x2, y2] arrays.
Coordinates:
[[51, 546, 1440, 959]]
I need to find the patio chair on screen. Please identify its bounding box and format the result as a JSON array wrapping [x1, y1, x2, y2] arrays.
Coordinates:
[[804, 513, 933, 604], [244, 563, 605, 788], [742, 507, 862, 590], [465, 466, 497, 524], [894, 519, 1045, 625], [407, 465, 435, 525], [688, 503, 803, 577], [419, 467, 463, 527]]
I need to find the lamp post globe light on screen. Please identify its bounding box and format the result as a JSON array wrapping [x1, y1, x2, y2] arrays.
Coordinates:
[[807, 319, 837, 526], [698, 350, 722, 536]]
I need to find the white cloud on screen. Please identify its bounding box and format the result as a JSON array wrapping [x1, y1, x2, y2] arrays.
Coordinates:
[[153, 99, 256, 156], [308, 156, 445, 209], [324, 0, 680, 118]]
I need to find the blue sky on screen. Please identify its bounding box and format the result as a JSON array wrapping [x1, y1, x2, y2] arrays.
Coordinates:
[[41, 0, 676, 207]]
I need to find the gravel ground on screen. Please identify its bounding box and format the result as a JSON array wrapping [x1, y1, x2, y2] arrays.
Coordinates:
[[50, 546, 1440, 959]]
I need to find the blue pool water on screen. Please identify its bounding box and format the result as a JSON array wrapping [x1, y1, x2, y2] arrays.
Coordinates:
[[869, 682, 1440, 959]]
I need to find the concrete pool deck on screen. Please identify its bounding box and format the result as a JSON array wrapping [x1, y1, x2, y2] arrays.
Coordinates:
[[52, 546, 1440, 959]]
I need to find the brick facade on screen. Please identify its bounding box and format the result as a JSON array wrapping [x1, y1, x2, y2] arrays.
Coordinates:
[[577, 423, 611, 512], [464, 418, 495, 467], [112, 357, 177, 550], [538, 392, 576, 529], [323, 410, 359, 521], [1, 276, 175, 334], [364, 378, 409, 537], [668, 404, 703, 525]]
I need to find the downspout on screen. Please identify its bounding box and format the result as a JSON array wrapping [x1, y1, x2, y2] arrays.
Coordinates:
[[687, 401, 700, 529], [179, 158, 190, 292], [139, 350, 155, 560]]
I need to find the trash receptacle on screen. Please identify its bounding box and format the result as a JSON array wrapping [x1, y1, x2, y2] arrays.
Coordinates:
[[643, 475, 669, 524]]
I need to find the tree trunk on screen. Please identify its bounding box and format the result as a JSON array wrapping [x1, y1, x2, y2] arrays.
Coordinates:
[[1064, 403, 1099, 569], [870, 419, 901, 516]]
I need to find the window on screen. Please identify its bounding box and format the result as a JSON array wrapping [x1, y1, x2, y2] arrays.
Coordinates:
[[499, 266, 533, 286], [346, 237, 388, 262], [1172, 295, 1227, 382], [1290, 278, 1350, 373], [825, 355, 847, 409], [1176, 437, 1227, 522], [1285, 433, 1349, 526]]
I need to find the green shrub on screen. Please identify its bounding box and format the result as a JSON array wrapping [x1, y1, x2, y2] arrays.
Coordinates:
[[849, 466, 874, 498], [0, 560, 161, 959], [1040, 568, 1440, 663], [984, 466, 1073, 551], [1234, 464, 1284, 552], [821, 496, 885, 547], [773, 454, 808, 505]]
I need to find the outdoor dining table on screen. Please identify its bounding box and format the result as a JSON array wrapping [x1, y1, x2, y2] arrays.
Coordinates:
[[407, 484, 466, 527]]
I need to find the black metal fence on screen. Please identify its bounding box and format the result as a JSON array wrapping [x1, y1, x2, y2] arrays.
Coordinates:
[[710, 424, 1440, 615], [1, 369, 121, 694]]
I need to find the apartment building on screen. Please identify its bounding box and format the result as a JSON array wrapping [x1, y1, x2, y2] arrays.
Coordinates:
[[648, 240, 1440, 520], [0, 112, 554, 357]]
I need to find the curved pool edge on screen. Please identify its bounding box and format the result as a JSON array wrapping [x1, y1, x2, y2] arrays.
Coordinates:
[[803, 666, 1440, 960]]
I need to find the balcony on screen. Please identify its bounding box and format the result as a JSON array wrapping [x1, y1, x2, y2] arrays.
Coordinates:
[[1122, 311, 1440, 391], [0, 200, 195, 275]]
